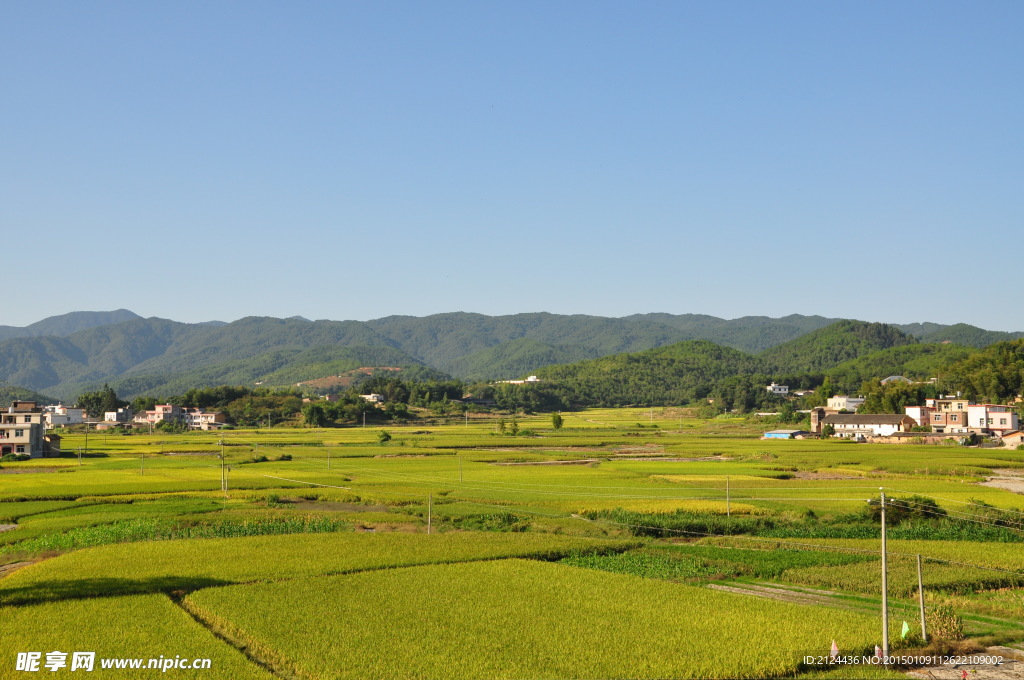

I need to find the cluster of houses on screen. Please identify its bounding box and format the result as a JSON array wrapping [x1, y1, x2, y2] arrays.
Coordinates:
[[764, 389, 1022, 445], [1, 400, 226, 459]]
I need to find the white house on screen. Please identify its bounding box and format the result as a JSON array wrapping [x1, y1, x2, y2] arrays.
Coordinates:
[[967, 404, 1019, 436], [42, 404, 86, 428], [766, 383, 789, 396], [827, 395, 865, 412]]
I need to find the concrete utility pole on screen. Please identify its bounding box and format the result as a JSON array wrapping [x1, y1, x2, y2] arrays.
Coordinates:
[[880, 489, 890, 660], [917, 554, 928, 642], [726, 476, 731, 518]]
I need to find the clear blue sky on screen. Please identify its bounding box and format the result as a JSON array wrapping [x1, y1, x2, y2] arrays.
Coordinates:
[[3, 2, 1021, 329]]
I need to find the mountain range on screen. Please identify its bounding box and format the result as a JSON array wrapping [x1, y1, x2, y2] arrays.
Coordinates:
[[0, 310, 1020, 402]]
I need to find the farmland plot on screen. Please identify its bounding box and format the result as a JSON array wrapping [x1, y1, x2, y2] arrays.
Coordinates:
[[186, 559, 891, 680]]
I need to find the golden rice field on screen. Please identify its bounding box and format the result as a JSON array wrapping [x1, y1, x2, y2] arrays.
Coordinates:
[[0, 407, 1021, 678]]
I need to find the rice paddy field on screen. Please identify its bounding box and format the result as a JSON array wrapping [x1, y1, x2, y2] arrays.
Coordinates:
[[1, 407, 1022, 678]]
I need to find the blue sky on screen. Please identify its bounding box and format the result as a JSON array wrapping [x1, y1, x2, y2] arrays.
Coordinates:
[[3, 2, 1021, 329]]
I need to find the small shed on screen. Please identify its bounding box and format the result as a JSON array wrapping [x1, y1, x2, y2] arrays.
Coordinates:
[[1001, 430, 1024, 448], [763, 429, 808, 440]]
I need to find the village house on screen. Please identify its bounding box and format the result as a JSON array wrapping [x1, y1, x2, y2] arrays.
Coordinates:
[[967, 404, 1019, 436], [810, 408, 917, 439], [1, 401, 61, 457], [104, 407, 134, 423], [133, 404, 226, 431], [766, 383, 789, 396], [42, 403, 86, 428], [904, 397, 1019, 436], [826, 395, 865, 412]]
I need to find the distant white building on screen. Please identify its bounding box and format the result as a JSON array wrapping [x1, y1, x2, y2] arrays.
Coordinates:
[[766, 383, 789, 396], [827, 395, 865, 412], [361, 394, 385, 403], [42, 404, 85, 428], [498, 376, 542, 385], [104, 407, 134, 423]]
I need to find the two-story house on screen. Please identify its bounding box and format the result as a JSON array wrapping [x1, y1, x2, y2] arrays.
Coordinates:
[[1, 401, 60, 457]]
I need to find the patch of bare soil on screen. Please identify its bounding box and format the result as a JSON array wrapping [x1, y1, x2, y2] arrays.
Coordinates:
[[794, 471, 862, 480], [288, 501, 389, 513], [615, 445, 666, 455], [0, 524, 17, 533], [353, 523, 420, 533], [492, 459, 599, 466], [0, 468, 58, 474], [626, 455, 732, 462], [905, 646, 1024, 679], [706, 582, 866, 611], [0, 561, 32, 578], [981, 469, 1024, 495]]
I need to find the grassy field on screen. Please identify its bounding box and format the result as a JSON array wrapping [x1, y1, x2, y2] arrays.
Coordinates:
[[0, 407, 1022, 678]]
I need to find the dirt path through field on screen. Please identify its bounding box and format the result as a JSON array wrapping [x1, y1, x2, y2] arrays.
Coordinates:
[[980, 469, 1024, 495], [904, 645, 1024, 679], [706, 581, 870, 611]]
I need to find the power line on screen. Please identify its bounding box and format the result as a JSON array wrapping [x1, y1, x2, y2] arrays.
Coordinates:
[[883, 487, 1024, 517]]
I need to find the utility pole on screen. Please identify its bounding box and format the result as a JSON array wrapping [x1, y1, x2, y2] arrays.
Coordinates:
[[78, 447, 82, 466], [327, 447, 331, 470], [880, 489, 890, 660], [726, 476, 731, 518], [427, 493, 432, 535], [140, 451, 144, 476], [917, 554, 928, 642]]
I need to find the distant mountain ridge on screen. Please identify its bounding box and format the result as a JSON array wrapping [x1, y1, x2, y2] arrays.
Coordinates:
[[0, 309, 142, 341], [0, 310, 1019, 401]]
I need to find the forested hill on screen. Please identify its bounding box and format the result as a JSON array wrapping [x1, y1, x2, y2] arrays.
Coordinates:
[[529, 321, 926, 407], [900, 322, 1024, 348], [0, 310, 1020, 402], [758, 321, 917, 373], [532, 340, 765, 406], [824, 343, 977, 392], [0, 312, 854, 398], [0, 309, 142, 341]]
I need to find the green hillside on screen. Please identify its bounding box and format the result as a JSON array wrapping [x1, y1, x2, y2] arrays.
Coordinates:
[[758, 320, 916, 373], [1, 311, 1020, 405], [0, 309, 142, 341], [914, 323, 1024, 348], [939, 338, 1024, 403], [533, 340, 764, 406], [826, 343, 978, 392], [445, 338, 596, 381], [56, 345, 428, 401], [0, 384, 58, 408]]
